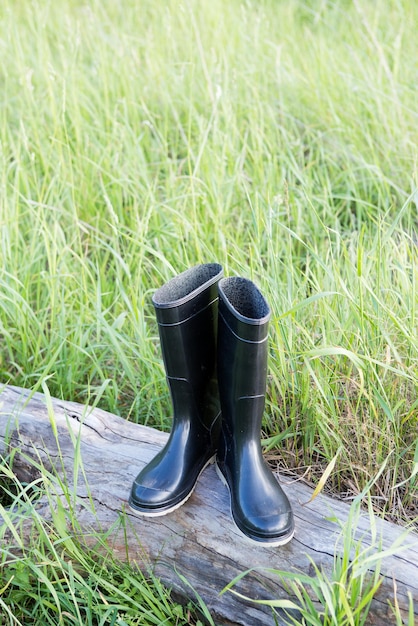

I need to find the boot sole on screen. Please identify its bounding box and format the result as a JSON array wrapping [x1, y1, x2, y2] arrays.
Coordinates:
[[128, 454, 216, 517], [215, 462, 295, 547]]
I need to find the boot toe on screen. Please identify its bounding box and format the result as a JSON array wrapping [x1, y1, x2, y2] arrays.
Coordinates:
[[230, 481, 295, 545], [237, 508, 295, 545], [233, 511, 295, 546], [129, 481, 175, 513]]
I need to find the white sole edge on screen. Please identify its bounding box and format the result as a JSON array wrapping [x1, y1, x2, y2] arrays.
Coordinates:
[[215, 462, 295, 548], [128, 454, 216, 518]]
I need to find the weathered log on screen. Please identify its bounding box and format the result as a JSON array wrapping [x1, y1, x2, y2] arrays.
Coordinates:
[[0, 384, 417, 625]]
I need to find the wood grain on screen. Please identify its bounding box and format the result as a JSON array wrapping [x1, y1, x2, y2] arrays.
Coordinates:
[[1, 385, 417, 625]]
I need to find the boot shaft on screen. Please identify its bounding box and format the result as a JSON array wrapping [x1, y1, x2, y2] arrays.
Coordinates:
[[152, 263, 223, 425], [153, 263, 222, 382], [218, 277, 271, 407]]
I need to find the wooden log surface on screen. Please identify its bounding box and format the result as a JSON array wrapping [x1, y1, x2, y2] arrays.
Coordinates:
[[0, 384, 417, 625]]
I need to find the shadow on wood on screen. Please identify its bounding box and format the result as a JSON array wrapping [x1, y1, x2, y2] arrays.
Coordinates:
[[1, 385, 417, 625]]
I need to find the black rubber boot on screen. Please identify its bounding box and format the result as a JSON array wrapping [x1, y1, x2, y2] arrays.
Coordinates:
[[129, 263, 223, 516], [216, 277, 294, 545]]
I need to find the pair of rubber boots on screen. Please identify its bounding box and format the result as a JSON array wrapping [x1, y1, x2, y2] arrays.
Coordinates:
[[129, 263, 294, 546]]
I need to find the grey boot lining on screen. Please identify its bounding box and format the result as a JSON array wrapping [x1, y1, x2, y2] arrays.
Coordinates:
[[153, 263, 222, 306], [220, 277, 269, 321]]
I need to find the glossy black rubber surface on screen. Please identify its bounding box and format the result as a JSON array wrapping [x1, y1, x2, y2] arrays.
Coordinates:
[[130, 264, 223, 514], [216, 277, 294, 544]]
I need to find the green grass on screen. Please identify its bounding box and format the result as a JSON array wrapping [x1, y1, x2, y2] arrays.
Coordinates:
[[222, 494, 417, 626], [0, 0, 417, 622]]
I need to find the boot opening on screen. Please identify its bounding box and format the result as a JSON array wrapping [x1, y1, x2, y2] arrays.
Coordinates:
[[220, 277, 270, 321], [153, 263, 222, 307]]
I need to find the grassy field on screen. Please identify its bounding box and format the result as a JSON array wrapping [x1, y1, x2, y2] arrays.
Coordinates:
[[1, 0, 417, 623]]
